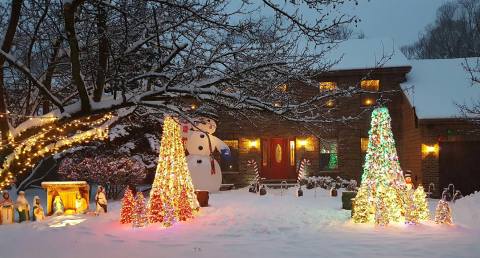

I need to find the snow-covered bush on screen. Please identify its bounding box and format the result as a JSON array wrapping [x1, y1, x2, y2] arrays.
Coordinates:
[[58, 155, 146, 199]]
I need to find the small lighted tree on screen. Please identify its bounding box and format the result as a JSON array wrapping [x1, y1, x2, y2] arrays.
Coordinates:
[[147, 116, 199, 226], [120, 188, 135, 224], [133, 192, 148, 228], [147, 187, 164, 224], [352, 107, 407, 225], [413, 186, 430, 221]]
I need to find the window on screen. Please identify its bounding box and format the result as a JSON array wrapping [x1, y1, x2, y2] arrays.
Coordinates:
[[361, 138, 369, 152], [262, 139, 269, 167], [319, 81, 337, 91], [360, 80, 380, 91], [277, 84, 288, 92], [319, 139, 338, 170], [289, 140, 295, 166], [220, 140, 239, 172]]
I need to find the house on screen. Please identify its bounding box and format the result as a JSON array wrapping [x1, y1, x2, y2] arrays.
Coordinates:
[[400, 58, 480, 197], [212, 38, 480, 197]]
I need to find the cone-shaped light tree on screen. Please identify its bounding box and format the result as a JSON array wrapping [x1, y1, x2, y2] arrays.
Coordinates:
[[352, 107, 408, 225], [133, 192, 148, 228], [147, 116, 199, 226], [120, 187, 135, 224], [413, 186, 430, 221]]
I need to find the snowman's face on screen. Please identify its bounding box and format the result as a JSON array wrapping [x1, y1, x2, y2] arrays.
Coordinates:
[[193, 118, 217, 134]]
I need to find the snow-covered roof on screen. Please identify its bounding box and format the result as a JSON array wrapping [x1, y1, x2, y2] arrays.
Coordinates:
[[327, 38, 410, 71], [401, 58, 480, 119]]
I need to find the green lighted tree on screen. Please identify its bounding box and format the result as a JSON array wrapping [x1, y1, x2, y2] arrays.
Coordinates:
[[352, 107, 407, 225]]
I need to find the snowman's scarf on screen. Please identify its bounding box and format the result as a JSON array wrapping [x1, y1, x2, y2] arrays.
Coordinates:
[[206, 134, 216, 175]]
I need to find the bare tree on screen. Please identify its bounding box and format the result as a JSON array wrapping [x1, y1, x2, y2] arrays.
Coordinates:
[[401, 0, 480, 59], [402, 0, 480, 127], [0, 0, 390, 187]]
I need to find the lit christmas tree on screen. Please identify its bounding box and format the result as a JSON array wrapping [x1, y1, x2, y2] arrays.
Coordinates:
[[413, 186, 430, 221], [147, 187, 164, 224], [434, 199, 453, 224], [352, 107, 407, 225], [178, 188, 194, 221], [120, 187, 135, 224], [404, 189, 418, 224], [133, 192, 148, 228], [147, 116, 199, 227]]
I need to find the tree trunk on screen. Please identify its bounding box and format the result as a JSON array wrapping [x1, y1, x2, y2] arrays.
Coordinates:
[[0, 0, 23, 140], [94, 5, 109, 102], [63, 0, 91, 113], [42, 38, 62, 114]]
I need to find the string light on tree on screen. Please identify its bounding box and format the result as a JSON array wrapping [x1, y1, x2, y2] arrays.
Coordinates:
[[352, 107, 408, 225], [413, 186, 430, 221], [146, 116, 199, 227], [434, 199, 453, 225], [133, 191, 148, 228], [147, 187, 164, 224], [120, 187, 135, 224], [0, 113, 114, 189]]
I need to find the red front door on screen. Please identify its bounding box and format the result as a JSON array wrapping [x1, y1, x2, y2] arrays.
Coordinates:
[[261, 138, 296, 180]]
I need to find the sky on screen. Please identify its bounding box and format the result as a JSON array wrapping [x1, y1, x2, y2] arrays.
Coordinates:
[[338, 0, 448, 47]]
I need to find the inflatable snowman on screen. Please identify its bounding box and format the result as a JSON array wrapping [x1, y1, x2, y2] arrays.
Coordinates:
[[181, 117, 230, 193]]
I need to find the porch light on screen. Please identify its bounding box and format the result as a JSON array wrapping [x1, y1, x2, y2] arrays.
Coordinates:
[[422, 143, 439, 157], [190, 103, 197, 110], [298, 139, 308, 147]]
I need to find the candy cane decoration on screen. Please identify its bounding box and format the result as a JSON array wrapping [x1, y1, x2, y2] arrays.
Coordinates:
[[297, 158, 311, 185], [247, 159, 261, 185]]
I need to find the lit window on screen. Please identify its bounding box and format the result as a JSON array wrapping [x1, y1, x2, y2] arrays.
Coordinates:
[[319, 139, 338, 170], [361, 80, 380, 91], [277, 84, 288, 92], [289, 140, 295, 166], [361, 138, 369, 152], [262, 139, 269, 167], [320, 81, 337, 91], [220, 140, 239, 172]]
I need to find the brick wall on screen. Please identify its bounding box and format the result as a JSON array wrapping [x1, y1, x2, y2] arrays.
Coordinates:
[[215, 68, 410, 186]]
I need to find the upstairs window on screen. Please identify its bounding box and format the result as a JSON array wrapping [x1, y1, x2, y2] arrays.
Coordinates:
[[361, 80, 380, 91], [277, 84, 288, 92], [319, 81, 337, 91], [319, 139, 338, 170]]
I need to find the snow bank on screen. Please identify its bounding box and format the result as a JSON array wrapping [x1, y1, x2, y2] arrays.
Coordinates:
[[452, 191, 480, 228]]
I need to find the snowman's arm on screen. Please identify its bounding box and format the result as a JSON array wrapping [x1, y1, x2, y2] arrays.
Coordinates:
[[211, 136, 230, 153]]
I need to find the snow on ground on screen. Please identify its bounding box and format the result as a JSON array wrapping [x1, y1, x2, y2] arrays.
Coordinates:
[[1, 188, 479, 258]]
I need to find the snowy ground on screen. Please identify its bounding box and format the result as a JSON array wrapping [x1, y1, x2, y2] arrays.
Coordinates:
[[1, 187, 480, 258]]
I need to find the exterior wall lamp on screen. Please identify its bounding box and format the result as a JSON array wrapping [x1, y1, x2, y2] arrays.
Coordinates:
[[422, 143, 439, 157]]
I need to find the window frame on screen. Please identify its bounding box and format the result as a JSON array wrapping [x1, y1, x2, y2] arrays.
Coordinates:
[[360, 79, 380, 91], [319, 138, 339, 171], [319, 81, 337, 91], [220, 139, 240, 172]]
